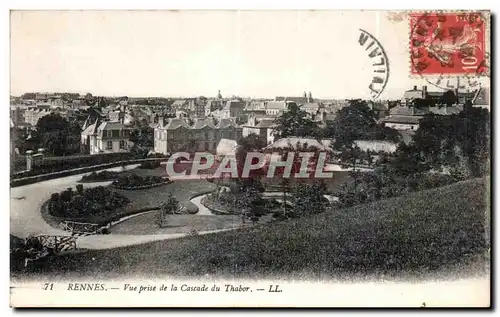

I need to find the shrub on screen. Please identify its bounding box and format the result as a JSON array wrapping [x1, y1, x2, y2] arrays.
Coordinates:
[[139, 161, 161, 169], [50, 192, 60, 201], [60, 188, 73, 202], [100, 228, 111, 235], [80, 171, 119, 182], [48, 186, 129, 218], [76, 184, 84, 194], [112, 174, 167, 189]]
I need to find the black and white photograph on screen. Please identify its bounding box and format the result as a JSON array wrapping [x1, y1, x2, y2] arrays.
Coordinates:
[[8, 9, 491, 307]]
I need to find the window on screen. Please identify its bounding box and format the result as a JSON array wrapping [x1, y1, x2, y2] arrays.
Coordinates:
[[120, 140, 126, 149], [112, 130, 120, 138], [106, 141, 113, 150]]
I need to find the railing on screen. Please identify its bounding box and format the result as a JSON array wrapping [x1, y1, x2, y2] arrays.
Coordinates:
[[22, 235, 79, 267], [59, 221, 99, 235]]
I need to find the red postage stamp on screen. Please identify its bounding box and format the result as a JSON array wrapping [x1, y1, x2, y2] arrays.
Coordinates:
[[409, 12, 488, 76]]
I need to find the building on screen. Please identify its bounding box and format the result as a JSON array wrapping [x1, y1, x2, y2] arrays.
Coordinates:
[[221, 100, 245, 119], [367, 101, 390, 119], [403, 85, 477, 106], [205, 100, 225, 116], [216, 138, 238, 158], [170, 98, 206, 117], [274, 91, 313, 105], [382, 102, 464, 131], [385, 84, 480, 132], [241, 115, 277, 145], [153, 117, 242, 155], [23, 108, 53, 126], [245, 100, 267, 111], [383, 116, 422, 131], [354, 140, 397, 153], [81, 119, 134, 155], [300, 102, 322, 116], [265, 101, 298, 116], [193, 98, 207, 117], [265, 137, 331, 152], [10, 105, 26, 127]]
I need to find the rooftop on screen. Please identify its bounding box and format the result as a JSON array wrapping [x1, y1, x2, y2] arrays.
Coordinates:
[[265, 137, 331, 151], [383, 116, 422, 125], [192, 118, 216, 129]]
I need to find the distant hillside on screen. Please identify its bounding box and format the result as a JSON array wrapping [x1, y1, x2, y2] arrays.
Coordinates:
[[21, 177, 490, 280]]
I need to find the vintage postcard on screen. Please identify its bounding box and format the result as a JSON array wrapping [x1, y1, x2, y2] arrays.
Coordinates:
[[9, 10, 491, 307]]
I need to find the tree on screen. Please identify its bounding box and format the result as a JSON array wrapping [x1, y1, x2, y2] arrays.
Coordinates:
[[156, 193, 179, 228], [35, 113, 81, 156], [76, 184, 84, 195], [328, 99, 378, 147], [249, 196, 267, 225], [291, 182, 328, 217], [440, 90, 458, 106], [280, 178, 291, 219], [129, 125, 154, 156], [238, 186, 262, 224], [97, 97, 109, 109], [273, 103, 321, 139], [236, 134, 267, 179], [402, 106, 490, 178]]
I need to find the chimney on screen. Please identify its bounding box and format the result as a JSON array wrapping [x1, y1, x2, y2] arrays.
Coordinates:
[[422, 85, 428, 99], [413, 85, 417, 90]]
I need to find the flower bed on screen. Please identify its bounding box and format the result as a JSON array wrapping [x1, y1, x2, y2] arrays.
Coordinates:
[[111, 174, 170, 190], [40, 199, 159, 229], [200, 194, 235, 215], [79, 170, 120, 183], [47, 185, 130, 219]]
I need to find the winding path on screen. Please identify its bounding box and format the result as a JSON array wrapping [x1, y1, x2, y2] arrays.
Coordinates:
[[10, 165, 233, 250], [10, 165, 338, 251], [190, 195, 214, 215]]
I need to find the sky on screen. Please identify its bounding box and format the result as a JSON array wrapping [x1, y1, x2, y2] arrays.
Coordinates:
[[10, 10, 489, 100]]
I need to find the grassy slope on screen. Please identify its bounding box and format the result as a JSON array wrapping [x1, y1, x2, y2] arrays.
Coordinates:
[[24, 178, 489, 280]]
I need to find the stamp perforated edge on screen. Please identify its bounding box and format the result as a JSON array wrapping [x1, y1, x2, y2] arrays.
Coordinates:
[[407, 10, 491, 79]]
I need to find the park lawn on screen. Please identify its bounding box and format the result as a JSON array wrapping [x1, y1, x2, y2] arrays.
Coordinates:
[[25, 177, 489, 280], [109, 213, 270, 235], [121, 162, 219, 178], [116, 179, 217, 213], [42, 179, 217, 226], [119, 166, 168, 178]]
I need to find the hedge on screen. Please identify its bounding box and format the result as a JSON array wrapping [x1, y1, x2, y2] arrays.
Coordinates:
[[11, 152, 141, 176], [10, 158, 165, 188], [112, 180, 173, 191]]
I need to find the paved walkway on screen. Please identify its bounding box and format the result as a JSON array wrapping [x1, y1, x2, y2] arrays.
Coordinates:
[[10, 164, 221, 250], [190, 195, 214, 216]]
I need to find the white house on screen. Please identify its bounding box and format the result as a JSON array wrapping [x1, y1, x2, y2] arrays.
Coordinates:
[[81, 119, 134, 155]]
